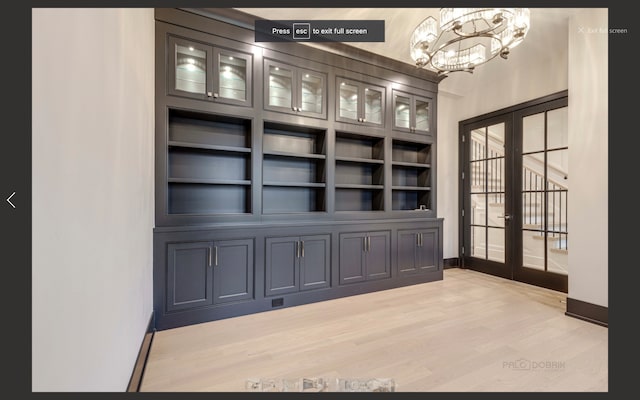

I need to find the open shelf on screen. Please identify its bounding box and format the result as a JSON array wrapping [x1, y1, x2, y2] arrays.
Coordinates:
[[391, 160, 430, 168], [392, 186, 431, 191], [335, 156, 384, 165], [262, 122, 327, 213], [336, 188, 384, 212], [392, 140, 431, 164], [392, 165, 430, 188], [392, 190, 430, 211], [167, 109, 252, 215], [336, 131, 384, 161], [169, 182, 251, 214], [335, 184, 384, 190], [263, 187, 326, 213]]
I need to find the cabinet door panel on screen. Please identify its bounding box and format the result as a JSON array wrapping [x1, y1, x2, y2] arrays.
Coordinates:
[[214, 239, 254, 304], [300, 235, 331, 291], [397, 231, 419, 276], [339, 233, 366, 284], [366, 231, 391, 280], [265, 236, 299, 296], [417, 230, 438, 272], [168, 37, 212, 101], [167, 242, 213, 311], [214, 48, 252, 107]]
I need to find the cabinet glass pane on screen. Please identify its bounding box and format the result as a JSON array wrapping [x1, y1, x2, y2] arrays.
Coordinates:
[[339, 82, 358, 120], [175, 45, 206, 94], [268, 66, 292, 109], [415, 99, 430, 131], [394, 95, 410, 129], [364, 88, 382, 124], [301, 72, 323, 114], [218, 53, 246, 101]]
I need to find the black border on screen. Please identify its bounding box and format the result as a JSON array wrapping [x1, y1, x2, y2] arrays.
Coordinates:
[[12, 1, 632, 399]]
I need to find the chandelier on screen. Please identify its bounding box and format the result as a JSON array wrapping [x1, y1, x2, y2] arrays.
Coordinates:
[[410, 8, 530, 75]]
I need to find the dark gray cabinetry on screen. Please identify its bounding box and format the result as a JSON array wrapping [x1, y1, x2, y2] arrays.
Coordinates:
[[154, 9, 443, 331], [168, 36, 252, 107], [392, 89, 433, 135], [397, 229, 439, 276], [336, 77, 385, 127], [167, 241, 213, 311], [166, 239, 253, 312], [266, 234, 331, 296], [264, 59, 327, 119], [339, 231, 391, 284]]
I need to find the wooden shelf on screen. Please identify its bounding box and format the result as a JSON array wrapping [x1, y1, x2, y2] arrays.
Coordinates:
[[335, 184, 384, 190], [392, 161, 430, 168], [263, 181, 326, 188], [263, 150, 326, 160], [335, 156, 384, 165], [168, 178, 251, 186], [168, 141, 251, 153], [392, 186, 432, 191]]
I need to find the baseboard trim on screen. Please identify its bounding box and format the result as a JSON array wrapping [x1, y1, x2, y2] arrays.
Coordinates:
[[127, 312, 155, 392], [443, 258, 459, 269], [565, 298, 608, 327]]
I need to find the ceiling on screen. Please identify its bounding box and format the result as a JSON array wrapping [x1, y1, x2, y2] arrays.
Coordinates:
[[235, 8, 577, 93]]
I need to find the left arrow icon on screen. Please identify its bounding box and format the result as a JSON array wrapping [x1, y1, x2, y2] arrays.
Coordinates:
[[6, 192, 15, 208]]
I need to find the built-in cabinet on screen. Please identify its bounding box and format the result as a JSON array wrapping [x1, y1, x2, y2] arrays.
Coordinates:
[[339, 231, 391, 284], [397, 229, 439, 276], [154, 9, 443, 330], [392, 89, 433, 135], [166, 239, 254, 312], [336, 77, 385, 127], [168, 36, 252, 107], [264, 59, 327, 119], [265, 234, 331, 296]]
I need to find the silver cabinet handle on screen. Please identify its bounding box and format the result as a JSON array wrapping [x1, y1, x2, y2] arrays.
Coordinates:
[[417, 233, 420, 246], [213, 93, 219, 98], [419, 233, 423, 247], [363, 236, 367, 252], [301, 241, 304, 258], [207, 92, 213, 97], [208, 246, 213, 267], [214, 246, 218, 266], [367, 236, 371, 252], [296, 240, 300, 258], [362, 118, 366, 123]]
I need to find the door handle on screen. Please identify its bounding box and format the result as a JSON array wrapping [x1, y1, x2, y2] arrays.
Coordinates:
[[497, 214, 512, 221]]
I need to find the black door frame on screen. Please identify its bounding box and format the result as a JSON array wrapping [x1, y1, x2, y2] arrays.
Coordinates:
[[459, 90, 569, 292]]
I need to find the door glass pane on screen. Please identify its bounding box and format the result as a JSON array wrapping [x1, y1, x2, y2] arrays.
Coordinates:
[[487, 228, 505, 263], [522, 112, 545, 153], [218, 53, 246, 101], [547, 234, 568, 275], [471, 226, 486, 259], [339, 82, 358, 120], [547, 149, 569, 190], [301, 72, 323, 114], [470, 194, 486, 225], [470, 128, 486, 161], [394, 95, 410, 128], [176, 44, 206, 94], [547, 107, 568, 149], [469, 160, 485, 192], [268, 65, 292, 108], [522, 230, 545, 270], [364, 87, 382, 124], [521, 163, 545, 230], [415, 99, 430, 131]]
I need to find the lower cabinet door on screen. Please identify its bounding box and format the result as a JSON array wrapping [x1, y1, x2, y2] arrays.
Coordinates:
[[265, 236, 300, 296], [299, 234, 330, 291], [166, 241, 213, 312], [339, 232, 367, 284], [397, 230, 419, 276], [417, 229, 438, 272], [366, 231, 391, 280], [213, 239, 254, 304]]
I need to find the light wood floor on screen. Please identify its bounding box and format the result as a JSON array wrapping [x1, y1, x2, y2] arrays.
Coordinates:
[[141, 268, 608, 392]]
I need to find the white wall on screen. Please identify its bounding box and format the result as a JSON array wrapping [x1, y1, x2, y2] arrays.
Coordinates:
[[567, 9, 608, 307], [32, 9, 155, 391], [437, 11, 569, 259]]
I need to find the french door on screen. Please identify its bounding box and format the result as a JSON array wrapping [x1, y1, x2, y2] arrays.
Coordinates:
[[460, 93, 568, 292]]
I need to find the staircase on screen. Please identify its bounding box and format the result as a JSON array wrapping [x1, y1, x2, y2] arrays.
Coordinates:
[[469, 134, 568, 275]]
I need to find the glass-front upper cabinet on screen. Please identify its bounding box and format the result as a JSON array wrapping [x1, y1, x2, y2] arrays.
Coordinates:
[[336, 77, 385, 127], [392, 89, 433, 135], [264, 59, 327, 119], [168, 36, 252, 107]]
